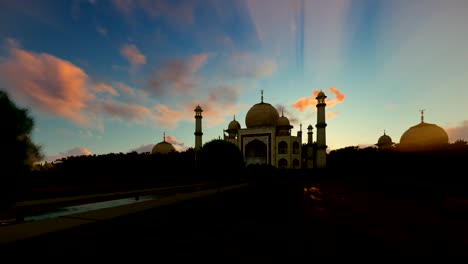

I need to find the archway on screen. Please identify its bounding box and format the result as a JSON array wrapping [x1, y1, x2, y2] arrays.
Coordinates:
[[245, 139, 267, 166], [278, 158, 288, 169], [278, 141, 288, 154]]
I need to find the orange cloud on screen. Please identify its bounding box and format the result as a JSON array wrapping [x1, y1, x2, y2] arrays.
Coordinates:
[[0, 46, 95, 127], [292, 86, 345, 112], [148, 53, 208, 96], [94, 83, 118, 96], [120, 43, 146, 67], [327, 86, 346, 107]]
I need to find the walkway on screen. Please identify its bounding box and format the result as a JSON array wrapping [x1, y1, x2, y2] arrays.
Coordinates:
[[0, 183, 247, 244]]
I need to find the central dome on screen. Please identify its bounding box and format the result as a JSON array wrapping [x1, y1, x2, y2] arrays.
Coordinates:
[[245, 102, 280, 128]]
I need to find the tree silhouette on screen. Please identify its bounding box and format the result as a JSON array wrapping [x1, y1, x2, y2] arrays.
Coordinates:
[[196, 139, 244, 181], [0, 90, 42, 210]]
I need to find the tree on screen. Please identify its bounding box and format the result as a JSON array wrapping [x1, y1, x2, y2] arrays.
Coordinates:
[[0, 90, 42, 210], [196, 139, 244, 180]]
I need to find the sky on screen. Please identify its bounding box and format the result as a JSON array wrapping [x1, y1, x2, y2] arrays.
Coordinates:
[[1, 0, 468, 162]]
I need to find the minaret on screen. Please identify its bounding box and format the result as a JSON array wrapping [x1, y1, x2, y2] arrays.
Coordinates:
[[297, 123, 302, 141], [315, 90, 327, 168], [306, 124, 314, 168], [307, 124, 313, 145], [194, 105, 203, 151]]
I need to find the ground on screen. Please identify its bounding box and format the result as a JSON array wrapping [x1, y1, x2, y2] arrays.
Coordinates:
[[1, 177, 468, 261]]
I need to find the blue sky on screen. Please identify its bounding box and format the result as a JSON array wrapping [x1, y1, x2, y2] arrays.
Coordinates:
[[1, 0, 467, 162]]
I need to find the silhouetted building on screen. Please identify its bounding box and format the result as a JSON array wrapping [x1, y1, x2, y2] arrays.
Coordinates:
[[222, 90, 327, 169]]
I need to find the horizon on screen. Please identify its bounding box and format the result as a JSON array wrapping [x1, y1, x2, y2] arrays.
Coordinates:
[[1, 0, 467, 162]]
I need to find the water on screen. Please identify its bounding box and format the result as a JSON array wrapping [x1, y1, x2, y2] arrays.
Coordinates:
[[23, 195, 158, 222]]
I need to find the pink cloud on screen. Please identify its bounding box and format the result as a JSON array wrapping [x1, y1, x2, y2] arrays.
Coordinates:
[[117, 82, 135, 95], [446, 120, 468, 142], [94, 83, 119, 96], [128, 143, 154, 154], [120, 43, 146, 67], [165, 135, 187, 151], [148, 53, 208, 96], [100, 100, 150, 122], [45, 146, 92, 162], [0, 46, 95, 127], [151, 104, 185, 128]]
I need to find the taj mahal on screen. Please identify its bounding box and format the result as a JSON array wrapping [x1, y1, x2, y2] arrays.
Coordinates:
[[193, 90, 328, 169]]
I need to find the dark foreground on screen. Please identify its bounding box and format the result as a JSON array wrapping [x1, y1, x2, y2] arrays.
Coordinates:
[[2, 177, 468, 261]]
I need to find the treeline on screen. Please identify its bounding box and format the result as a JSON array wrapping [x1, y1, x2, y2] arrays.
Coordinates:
[[326, 142, 468, 199], [31, 149, 199, 189]]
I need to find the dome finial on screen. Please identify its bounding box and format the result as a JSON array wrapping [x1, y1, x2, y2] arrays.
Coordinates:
[[163, 131, 166, 142], [233, 114, 236, 121], [261, 89, 264, 103], [384, 129, 386, 135], [281, 109, 284, 117], [420, 109, 425, 123]]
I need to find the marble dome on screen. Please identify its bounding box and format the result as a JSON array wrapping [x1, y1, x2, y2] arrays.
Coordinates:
[[245, 102, 280, 128]]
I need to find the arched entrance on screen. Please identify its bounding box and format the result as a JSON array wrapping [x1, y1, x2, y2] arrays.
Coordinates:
[[245, 139, 267, 166]]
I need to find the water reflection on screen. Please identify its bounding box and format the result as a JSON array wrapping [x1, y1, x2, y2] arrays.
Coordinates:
[[24, 195, 158, 222]]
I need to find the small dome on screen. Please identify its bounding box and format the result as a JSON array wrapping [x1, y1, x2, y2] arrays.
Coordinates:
[[194, 105, 202, 112], [245, 102, 280, 128], [228, 119, 241, 130], [277, 115, 291, 127], [399, 122, 449, 150], [151, 141, 176, 154], [316, 91, 326, 99], [376, 132, 393, 147], [307, 124, 313, 129]]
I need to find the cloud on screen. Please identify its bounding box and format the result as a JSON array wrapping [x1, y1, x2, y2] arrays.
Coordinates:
[[45, 146, 92, 162], [292, 86, 345, 112], [120, 43, 146, 68], [128, 143, 154, 154], [100, 100, 150, 123], [151, 104, 185, 128], [94, 83, 119, 96], [446, 120, 468, 142], [165, 135, 187, 151], [149, 84, 241, 129], [275, 104, 299, 126], [148, 53, 208, 96], [0, 45, 95, 127], [116, 82, 135, 95]]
